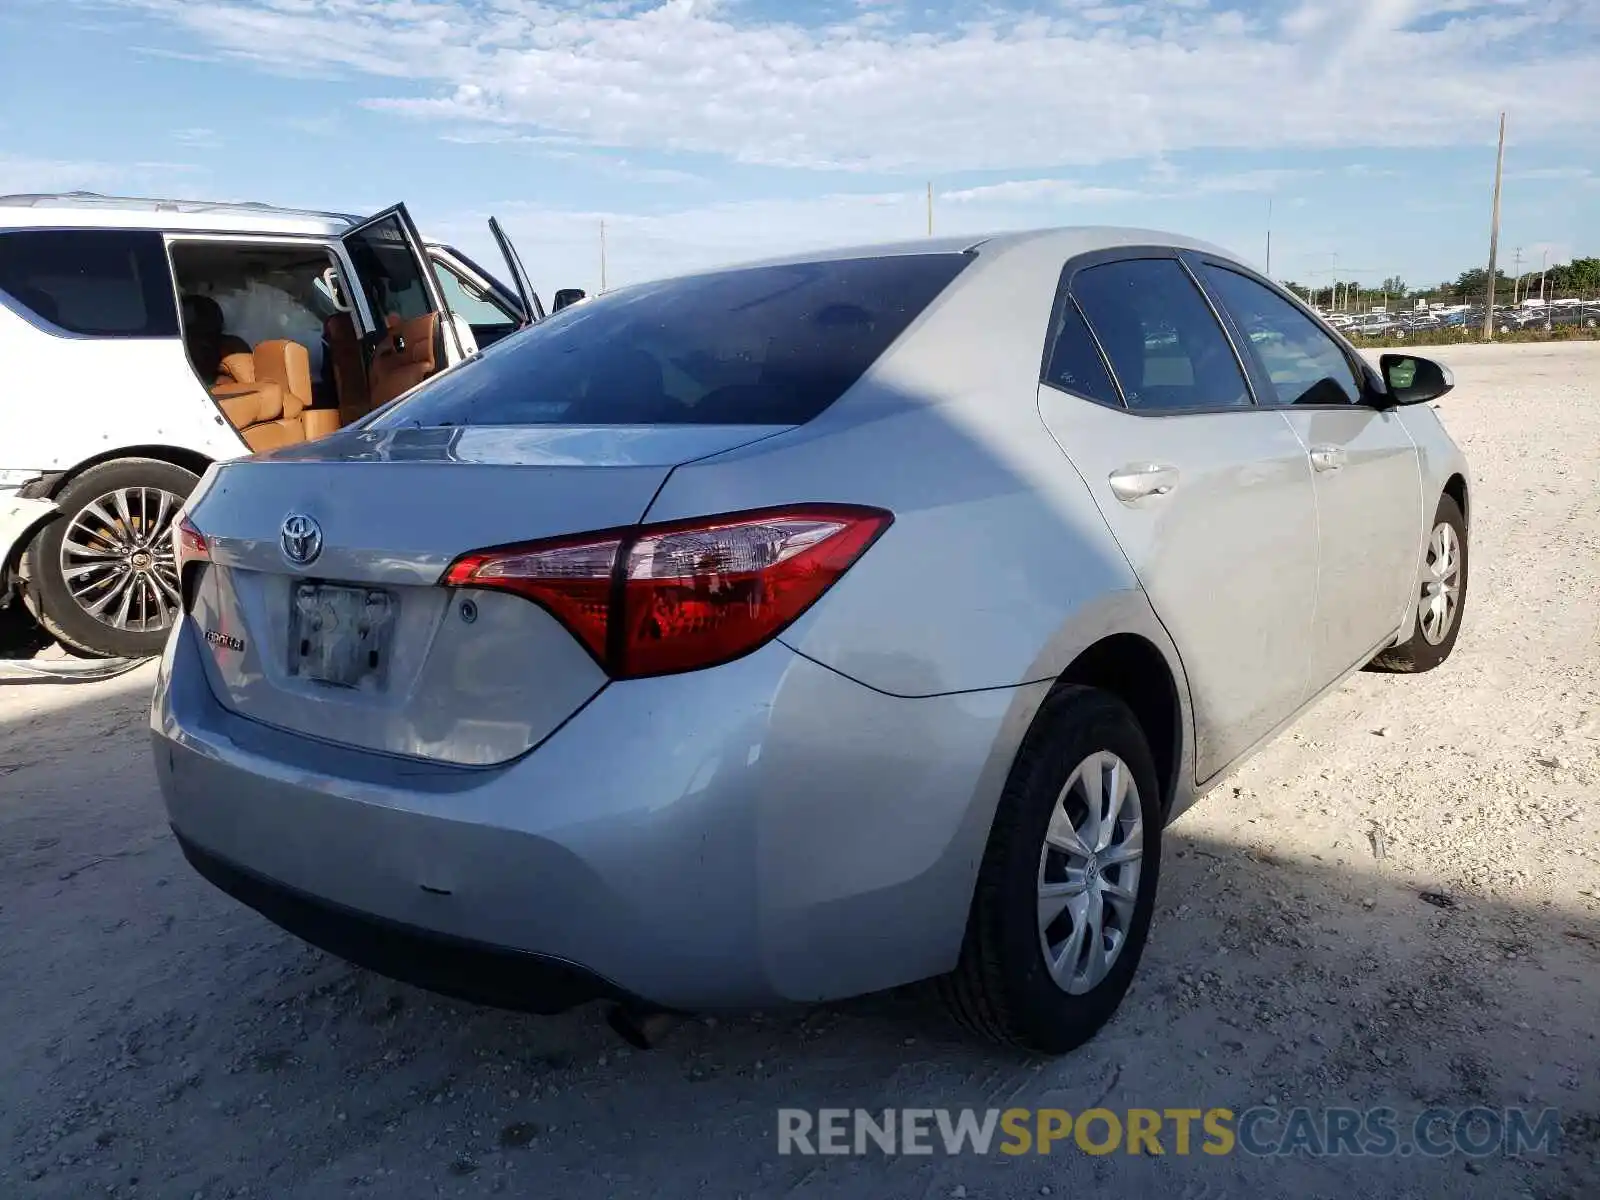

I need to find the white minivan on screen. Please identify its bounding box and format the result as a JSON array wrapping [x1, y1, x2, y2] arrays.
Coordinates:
[[0, 192, 565, 658]]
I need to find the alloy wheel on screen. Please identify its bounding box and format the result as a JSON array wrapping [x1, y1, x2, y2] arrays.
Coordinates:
[[1036, 750, 1145, 995], [1418, 520, 1462, 646], [59, 487, 185, 634]]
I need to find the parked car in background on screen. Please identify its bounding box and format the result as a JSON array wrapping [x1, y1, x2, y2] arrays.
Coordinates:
[[153, 227, 1471, 1054], [0, 192, 561, 658]]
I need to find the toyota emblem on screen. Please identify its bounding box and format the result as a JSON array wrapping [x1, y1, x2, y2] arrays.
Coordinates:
[[280, 513, 323, 567]]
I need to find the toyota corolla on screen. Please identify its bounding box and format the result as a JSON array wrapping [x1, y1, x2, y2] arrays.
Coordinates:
[[151, 228, 1470, 1053]]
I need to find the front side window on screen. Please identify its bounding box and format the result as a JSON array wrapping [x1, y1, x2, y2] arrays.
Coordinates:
[[0, 229, 178, 338], [1200, 266, 1362, 406], [436, 263, 516, 327], [1071, 258, 1252, 413], [372, 253, 970, 428]]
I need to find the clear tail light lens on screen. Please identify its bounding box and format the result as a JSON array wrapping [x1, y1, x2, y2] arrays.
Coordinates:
[[442, 505, 892, 677]]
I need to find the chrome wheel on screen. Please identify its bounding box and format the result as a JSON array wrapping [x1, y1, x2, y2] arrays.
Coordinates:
[[1037, 750, 1145, 995], [1418, 520, 1462, 646], [58, 487, 184, 633]]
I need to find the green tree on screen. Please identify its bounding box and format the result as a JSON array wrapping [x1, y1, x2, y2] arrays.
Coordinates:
[[1453, 267, 1512, 302], [1553, 257, 1600, 297], [1380, 276, 1408, 296]]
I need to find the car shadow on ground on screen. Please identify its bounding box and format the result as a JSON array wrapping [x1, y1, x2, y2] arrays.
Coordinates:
[[5, 688, 1597, 1200]]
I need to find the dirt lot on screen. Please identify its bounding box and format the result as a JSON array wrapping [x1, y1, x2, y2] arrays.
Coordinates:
[[3, 341, 1598, 1199]]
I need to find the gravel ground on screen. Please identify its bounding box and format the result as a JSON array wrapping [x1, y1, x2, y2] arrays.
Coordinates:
[[2, 341, 1597, 1199]]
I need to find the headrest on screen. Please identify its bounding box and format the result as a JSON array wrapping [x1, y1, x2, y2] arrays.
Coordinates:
[[181, 294, 225, 338]]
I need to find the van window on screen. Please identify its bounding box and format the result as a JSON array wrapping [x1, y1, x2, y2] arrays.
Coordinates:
[[0, 229, 179, 338], [371, 254, 971, 428]]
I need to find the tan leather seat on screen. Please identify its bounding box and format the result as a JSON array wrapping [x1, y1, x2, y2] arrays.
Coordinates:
[[324, 312, 372, 426], [181, 294, 250, 383], [367, 312, 443, 409], [211, 339, 316, 451]]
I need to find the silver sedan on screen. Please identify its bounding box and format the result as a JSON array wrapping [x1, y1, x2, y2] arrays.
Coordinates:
[[151, 228, 1471, 1054]]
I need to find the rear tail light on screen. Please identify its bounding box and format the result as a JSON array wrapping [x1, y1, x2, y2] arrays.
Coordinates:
[[173, 515, 210, 572], [443, 504, 892, 677], [173, 515, 210, 606]]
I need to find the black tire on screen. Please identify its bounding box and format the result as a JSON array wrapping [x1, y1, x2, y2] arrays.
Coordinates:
[[1368, 493, 1468, 674], [25, 458, 199, 659], [939, 686, 1162, 1054]]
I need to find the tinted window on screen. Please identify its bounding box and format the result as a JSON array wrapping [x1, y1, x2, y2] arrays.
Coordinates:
[[343, 215, 434, 324], [373, 254, 970, 428], [1072, 258, 1251, 413], [1201, 266, 1362, 406], [1043, 297, 1121, 408], [0, 229, 178, 337]]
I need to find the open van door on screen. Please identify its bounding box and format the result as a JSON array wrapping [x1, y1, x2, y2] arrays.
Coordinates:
[[340, 203, 469, 409], [488, 215, 543, 325]]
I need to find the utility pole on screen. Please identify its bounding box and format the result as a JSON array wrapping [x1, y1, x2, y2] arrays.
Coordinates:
[[926, 182, 933, 237], [1512, 246, 1524, 304], [1483, 112, 1506, 338], [1539, 248, 1548, 302], [599, 219, 608, 293], [1265, 199, 1273, 277]]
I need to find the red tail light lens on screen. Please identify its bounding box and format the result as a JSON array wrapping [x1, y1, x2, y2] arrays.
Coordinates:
[[173, 515, 210, 573], [442, 505, 892, 678], [172, 515, 211, 609]]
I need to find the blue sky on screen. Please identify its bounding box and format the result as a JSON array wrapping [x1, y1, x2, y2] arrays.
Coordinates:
[[1, 0, 1596, 297]]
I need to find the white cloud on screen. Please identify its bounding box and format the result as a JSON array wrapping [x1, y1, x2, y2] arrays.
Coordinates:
[[96, 0, 1600, 174], [0, 153, 204, 196], [940, 179, 1142, 205], [171, 127, 224, 149]]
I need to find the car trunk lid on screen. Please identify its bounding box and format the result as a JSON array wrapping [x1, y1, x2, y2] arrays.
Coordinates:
[[182, 424, 786, 766]]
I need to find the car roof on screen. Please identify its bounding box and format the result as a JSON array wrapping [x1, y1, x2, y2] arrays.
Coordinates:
[[0, 192, 364, 237], [650, 225, 1253, 278]]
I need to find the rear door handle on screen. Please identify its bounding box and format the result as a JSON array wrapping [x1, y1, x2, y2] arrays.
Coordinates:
[[1309, 445, 1347, 473], [1108, 464, 1180, 502]]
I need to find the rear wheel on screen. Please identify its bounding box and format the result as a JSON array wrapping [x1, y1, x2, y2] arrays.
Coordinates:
[[940, 686, 1162, 1054], [1369, 493, 1467, 674], [25, 458, 198, 659]]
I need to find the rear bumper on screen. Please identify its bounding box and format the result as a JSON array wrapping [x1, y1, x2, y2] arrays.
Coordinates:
[[153, 618, 1045, 1011], [174, 830, 624, 1013]]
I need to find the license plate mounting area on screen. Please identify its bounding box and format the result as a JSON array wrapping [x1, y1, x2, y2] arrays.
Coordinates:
[[288, 582, 396, 689]]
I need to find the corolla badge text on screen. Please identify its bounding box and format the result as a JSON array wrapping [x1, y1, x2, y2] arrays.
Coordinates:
[[205, 629, 245, 653]]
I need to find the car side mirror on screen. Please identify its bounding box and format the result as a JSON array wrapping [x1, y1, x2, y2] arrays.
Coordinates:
[[553, 288, 587, 311], [1379, 353, 1454, 406]]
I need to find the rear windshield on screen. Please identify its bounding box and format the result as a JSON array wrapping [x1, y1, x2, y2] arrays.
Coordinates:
[[371, 253, 970, 428]]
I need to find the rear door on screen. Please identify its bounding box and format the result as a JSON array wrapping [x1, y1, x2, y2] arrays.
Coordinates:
[[340, 204, 467, 402], [1194, 259, 1422, 688], [1035, 251, 1319, 782]]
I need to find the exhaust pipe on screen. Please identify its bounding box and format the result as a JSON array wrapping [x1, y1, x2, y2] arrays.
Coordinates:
[[605, 1004, 680, 1050]]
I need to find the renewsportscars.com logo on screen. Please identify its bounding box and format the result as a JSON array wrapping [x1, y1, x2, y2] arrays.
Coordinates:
[[776, 1106, 1564, 1158]]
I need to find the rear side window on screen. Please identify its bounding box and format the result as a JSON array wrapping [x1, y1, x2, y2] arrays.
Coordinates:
[[1042, 297, 1121, 408], [1199, 265, 1363, 406], [373, 254, 970, 428], [1072, 258, 1251, 413], [0, 229, 179, 337]]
